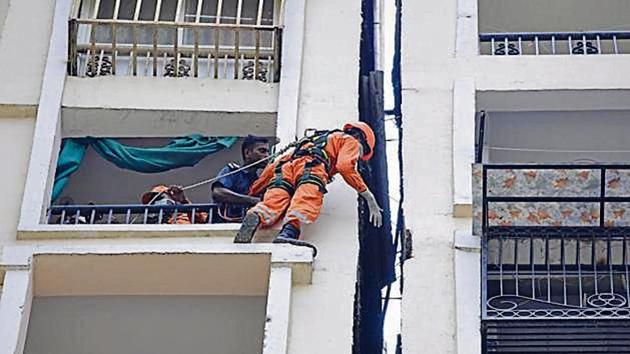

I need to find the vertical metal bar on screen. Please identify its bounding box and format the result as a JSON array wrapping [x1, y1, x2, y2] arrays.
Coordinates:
[[597, 35, 602, 54], [499, 234, 504, 295], [60, 210, 66, 224], [173, 26, 179, 77], [143, 208, 149, 224], [608, 232, 614, 293], [193, 28, 199, 77], [530, 232, 535, 298], [551, 35, 556, 55], [491, 38, 495, 55], [132, 24, 138, 75], [90, 23, 97, 73], [158, 208, 164, 223], [214, 28, 220, 78], [111, 23, 117, 75], [254, 29, 261, 79], [153, 25, 158, 76], [207, 206, 214, 223], [568, 36, 572, 55], [546, 233, 551, 302], [125, 208, 131, 223], [234, 28, 240, 79], [107, 209, 113, 224], [207, 52, 212, 78], [476, 111, 486, 163], [593, 233, 599, 294], [582, 35, 587, 56], [601, 168, 606, 228], [514, 238, 519, 296], [74, 210, 81, 225], [215, 0, 224, 24], [89, 209, 96, 224], [191, 208, 196, 223], [517, 37, 522, 55], [614, 35, 620, 54], [236, 0, 243, 24], [154, 0, 163, 21], [97, 49, 105, 75], [503, 37, 508, 56], [223, 53, 228, 79], [134, 0, 143, 20], [195, 0, 204, 22], [113, 0, 121, 19], [172, 208, 178, 223], [256, 0, 265, 25], [144, 51, 150, 76], [534, 36, 539, 55], [272, 27, 281, 82], [625, 235, 630, 308], [68, 19, 79, 76], [577, 236, 583, 307], [561, 233, 567, 305], [92, 0, 102, 18], [175, 0, 183, 21]]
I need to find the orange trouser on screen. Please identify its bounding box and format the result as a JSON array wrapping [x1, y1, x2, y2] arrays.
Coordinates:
[[249, 157, 327, 234]]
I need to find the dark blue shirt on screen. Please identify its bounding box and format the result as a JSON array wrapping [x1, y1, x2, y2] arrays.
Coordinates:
[[211, 163, 259, 223]]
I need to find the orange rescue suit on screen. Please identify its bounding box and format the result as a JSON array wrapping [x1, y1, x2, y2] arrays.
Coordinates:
[[248, 131, 368, 232]]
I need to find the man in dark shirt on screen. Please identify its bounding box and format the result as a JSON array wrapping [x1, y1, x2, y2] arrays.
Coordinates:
[[211, 136, 271, 223]]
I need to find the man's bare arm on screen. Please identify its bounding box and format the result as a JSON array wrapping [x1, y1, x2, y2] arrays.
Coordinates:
[[212, 186, 260, 206]]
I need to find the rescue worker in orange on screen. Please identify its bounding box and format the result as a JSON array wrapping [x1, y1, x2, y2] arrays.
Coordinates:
[[141, 185, 208, 224], [234, 122, 383, 254]]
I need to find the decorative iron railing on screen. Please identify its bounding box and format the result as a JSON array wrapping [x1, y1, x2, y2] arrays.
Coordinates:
[[68, 18, 282, 81], [479, 31, 630, 56], [477, 164, 630, 321], [47, 203, 247, 225]]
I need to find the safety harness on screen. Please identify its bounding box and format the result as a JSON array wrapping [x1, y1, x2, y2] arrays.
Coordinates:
[[268, 130, 343, 195]]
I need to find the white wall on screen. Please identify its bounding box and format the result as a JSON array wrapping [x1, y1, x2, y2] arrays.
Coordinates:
[[24, 295, 267, 354]]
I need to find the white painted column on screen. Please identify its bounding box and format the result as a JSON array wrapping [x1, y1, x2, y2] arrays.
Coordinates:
[[455, 0, 479, 57], [18, 0, 71, 227], [262, 265, 292, 354], [0, 269, 33, 354], [275, 0, 306, 145], [452, 79, 476, 217], [454, 231, 481, 354]]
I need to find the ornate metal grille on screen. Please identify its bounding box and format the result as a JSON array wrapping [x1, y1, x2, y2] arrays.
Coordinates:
[[481, 165, 630, 321]]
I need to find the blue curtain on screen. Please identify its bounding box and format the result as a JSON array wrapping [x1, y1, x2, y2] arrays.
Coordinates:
[[52, 135, 238, 202]]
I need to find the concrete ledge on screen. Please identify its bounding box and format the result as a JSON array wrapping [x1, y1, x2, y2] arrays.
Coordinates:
[[17, 223, 241, 240], [1, 243, 313, 285], [0, 104, 38, 119], [453, 203, 472, 218]]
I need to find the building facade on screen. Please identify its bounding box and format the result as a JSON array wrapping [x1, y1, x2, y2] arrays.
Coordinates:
[[402, 0, 630, 353], [0, 0, 383, 353]]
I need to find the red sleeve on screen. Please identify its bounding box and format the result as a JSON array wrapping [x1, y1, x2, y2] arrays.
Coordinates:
[[335, 136, 368, 193]]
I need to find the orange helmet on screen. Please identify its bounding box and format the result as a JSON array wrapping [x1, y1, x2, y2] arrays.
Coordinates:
[[343, 122, 376, 161]]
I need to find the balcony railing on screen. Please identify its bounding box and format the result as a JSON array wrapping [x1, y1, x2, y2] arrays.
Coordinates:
[[47, 203, 247, 225], [68, 18, 282, 81], [475, 164, 630, 322], [479, 31, 630, 56]]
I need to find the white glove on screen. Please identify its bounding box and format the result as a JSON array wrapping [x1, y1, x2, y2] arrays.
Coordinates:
[[360, 190, 383, 228]]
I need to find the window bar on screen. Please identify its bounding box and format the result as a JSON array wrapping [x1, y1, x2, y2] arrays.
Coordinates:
[[113, 0, 121, 19], [546, 233, 551, 302], [498, 234, 504, 295], [593, 233, 599, 294], [207, 206, 214, 224], [154, 0, 163, 21], [111, 23, 117, 75], [163, 52, 168, 76], [613, 35, 619, 54], [132, 25, 138, 75], [530, 232, 535, 298], [191, 208, 196, 223], [157, 208, 164, 224], [175, 0, 183, 22], [582, 35, 587, 56], [70, 0, 82, 19], [143, 208, 149, 224], [234, 0, 243, 77], [534, 36, 539, 55], [517, 37, 522, 55], [239, 53, 245, 79], [74, 210, 81, 225], [107, 208, 113, 224], [577, 236, 583, 307], [213, 28, 220, 78], [503, 37, 508, 56], [215, 0, 224, 24], [490, 38, 495, 55], [97, 49, 105, 76], [125, 208, 131, 223], [195, 0, 204, 22], [514, 238, 519, 296], [45, 208, 52, 224], [84, 49, 92, 77], [173, 27, 179, 77], [153, 26, 158, 76], [254, 29, 261, 78], [256, 0, 265, 25], [193, 28, 199, 77], [551, 35, 556, 55], [561, 233, 567, 305], [223, 53, 228, 79], [90, 24, 97, 75], [134, 0, 143, 20], [272, 27, 281, 82], [597, 35, 602, 54], [60, 209, 66, 224], [568, 36, 572, 55], [144, 51, 151, 76], [89, 209, 96, 224], [267, 54, 272, 83], [92, 0, 102, 19], [172, 208, 178, 223], [207, 52, 212, 78], [68, 19, 79, 76], [575, 237, 583, 307], [608, 232, 614, 293]]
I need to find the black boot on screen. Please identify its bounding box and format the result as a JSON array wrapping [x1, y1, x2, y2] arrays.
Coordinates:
[[273, 224, 318, 257], [234, 213, 260, 243]]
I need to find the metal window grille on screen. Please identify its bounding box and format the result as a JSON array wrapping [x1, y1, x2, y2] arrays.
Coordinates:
[[68, 0, 282, 81], [479, 31, 630, 56], [480, 165, 630, 352]]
